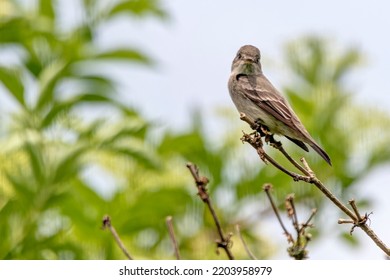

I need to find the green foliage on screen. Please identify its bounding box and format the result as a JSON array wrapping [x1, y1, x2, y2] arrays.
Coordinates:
[[0, 0, 169, 260], [0, 66, 25, 105]]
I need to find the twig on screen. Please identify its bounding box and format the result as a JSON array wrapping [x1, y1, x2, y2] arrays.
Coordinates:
[[102, 215, 133, 260], [263, 184, 293, 243], [285, 194, 300, 246], [301, 208, 317, 234], [236, 224, 257, 260], [349, 199, 363, 222], [239, 113, 390, 257], [277, 145, 310, 176], [186, 162, 234, 260], [264, 185, 314, 259], [166, 216, 181, 260], [338, 218, 355, 224]]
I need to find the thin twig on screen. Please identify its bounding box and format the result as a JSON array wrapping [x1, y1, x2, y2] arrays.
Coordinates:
[[102, 215, 133, 260], [166, 216, 181, 260], [263, 184, 293, 243], [186, 162, 234, 260], [278, 145, 310, 176], [236, 224, 257, 260], [349, 199, 363, 221], [300, 208, 317, 234], [338, 218, 355, 224], [286, 195, 300, 246]]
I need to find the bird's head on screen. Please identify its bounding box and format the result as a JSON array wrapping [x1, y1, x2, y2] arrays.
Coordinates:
[[231, 45, 262, 74]]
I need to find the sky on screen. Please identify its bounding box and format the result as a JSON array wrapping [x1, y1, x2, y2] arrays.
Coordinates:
[[94, 0, 390, 259]]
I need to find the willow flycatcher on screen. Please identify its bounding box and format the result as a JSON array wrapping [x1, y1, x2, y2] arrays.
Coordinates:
[[228, 45, 331, 165]]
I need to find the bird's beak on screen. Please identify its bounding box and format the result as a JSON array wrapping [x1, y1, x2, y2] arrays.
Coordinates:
[[241, 55, 256, 63]]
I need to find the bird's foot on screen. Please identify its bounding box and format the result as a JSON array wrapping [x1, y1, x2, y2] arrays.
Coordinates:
[[267, 134, 282, 149], [250, 122, 260, 132], [254, 121, 271, 138], [258, 125, 281, 148]]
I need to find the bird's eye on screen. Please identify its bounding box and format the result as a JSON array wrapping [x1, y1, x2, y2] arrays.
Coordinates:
[[255, 55, 260, 62], [237, 53, 242, 59]]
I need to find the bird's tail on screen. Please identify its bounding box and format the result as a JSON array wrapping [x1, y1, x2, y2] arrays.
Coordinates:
[[309, 141, 332, 166]]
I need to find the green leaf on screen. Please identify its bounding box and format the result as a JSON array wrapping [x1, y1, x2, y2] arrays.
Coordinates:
[[58, 179, 108, 250], [0, 18, 32, 44], [36, 59, 69, 110], [73, 74, 116, 92], [340, 232, 359, 246], [6, 171, 35, 197], [104, 144, 160, 169], [38, 0, 55, 19], [333, 48, 361, 82], [40, 94, 114, 128], [93, 48, 151, 64], [51, 146, 89, 184], [25, 142, 46, 184], [77, 119, 106, 140], [0, 66, 25, 106], [119, 188, 192, 232], [102, 124, 148, 144], [107, 0, 167, 19]]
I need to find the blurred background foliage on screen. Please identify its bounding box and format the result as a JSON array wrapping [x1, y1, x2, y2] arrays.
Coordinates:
[[1, 0, 390, 259]]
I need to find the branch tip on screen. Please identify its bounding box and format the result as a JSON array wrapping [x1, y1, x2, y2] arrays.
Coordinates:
[[102, 215, 133, 260]]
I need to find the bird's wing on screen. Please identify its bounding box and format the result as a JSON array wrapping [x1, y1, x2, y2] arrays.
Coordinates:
[[237, 74, 297, 127], [236, 74, 310, 152]]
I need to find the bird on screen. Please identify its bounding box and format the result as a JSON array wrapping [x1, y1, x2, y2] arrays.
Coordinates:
[[228, 45, 331, 165]]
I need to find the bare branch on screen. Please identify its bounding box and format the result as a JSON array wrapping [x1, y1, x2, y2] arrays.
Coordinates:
[[263, 184, 293, 243], [338, 218, 355, 224], [186, 162, 234, 260], [349, 199, 363, 222], [166, 216, 181, 260], [236, 224, 257, 260], [301, 208, 317, 234], [102, 215, 133, 260], [285, 195, 300, 246]]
